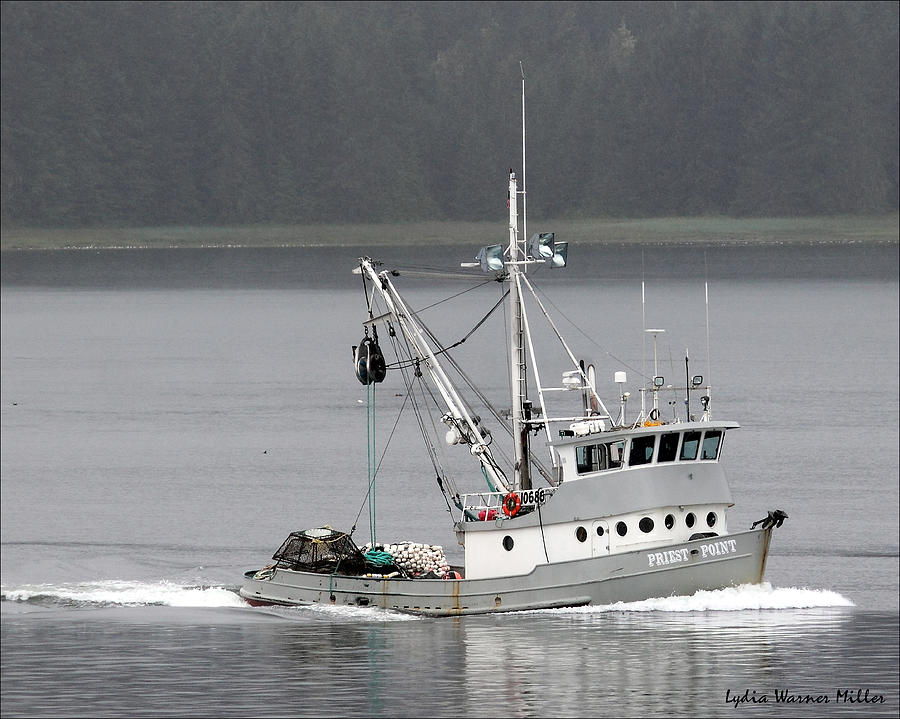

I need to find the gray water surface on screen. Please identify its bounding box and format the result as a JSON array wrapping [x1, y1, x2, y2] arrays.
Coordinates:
[[2, 243, 898, 717]]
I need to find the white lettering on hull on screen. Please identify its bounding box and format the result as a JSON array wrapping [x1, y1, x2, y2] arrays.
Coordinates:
[[646, 539, 738, 567], [699, 538, 737, 559], [647, 548, 690, 567]]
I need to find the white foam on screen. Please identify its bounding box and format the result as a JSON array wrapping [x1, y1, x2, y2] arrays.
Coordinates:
[[1, 580, 419, 619], [538, 583, 854, 614], [2, 580, 247, 608], [299, 603, 421, 621], [3, 580, 854, 615]]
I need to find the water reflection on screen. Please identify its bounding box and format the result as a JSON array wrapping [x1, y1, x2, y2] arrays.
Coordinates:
[[456, 607, 868, 717], [3, 606, 896, 718]]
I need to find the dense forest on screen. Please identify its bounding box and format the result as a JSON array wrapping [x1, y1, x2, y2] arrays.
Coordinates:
[[1, 1, 897, 228]]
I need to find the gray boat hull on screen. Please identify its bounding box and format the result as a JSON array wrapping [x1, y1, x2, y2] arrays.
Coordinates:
[[239, 527, 774, 616]]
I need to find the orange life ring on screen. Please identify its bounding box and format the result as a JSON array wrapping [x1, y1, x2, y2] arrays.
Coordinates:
[[502, 492, 521, 517]]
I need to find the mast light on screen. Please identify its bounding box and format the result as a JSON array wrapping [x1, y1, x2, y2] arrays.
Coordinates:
[[475, 244, 504, 273], [528, 232, 555, 259], [528, 232, 567, 268]]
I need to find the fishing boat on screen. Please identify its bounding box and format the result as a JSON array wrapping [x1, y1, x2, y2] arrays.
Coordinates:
[[239, 73, 787, 616]]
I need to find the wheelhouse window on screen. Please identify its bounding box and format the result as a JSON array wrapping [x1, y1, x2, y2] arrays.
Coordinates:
[[629, 435, 656, 466], [700, 430, 722, 460], [657, 433, 680, 463], [575, 444, 598, 473], [680, 431, 701, 461], [575, 439, 625, 474]]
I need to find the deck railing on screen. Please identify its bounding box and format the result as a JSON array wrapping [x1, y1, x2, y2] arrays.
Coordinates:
[[459, 486, 557, 522]]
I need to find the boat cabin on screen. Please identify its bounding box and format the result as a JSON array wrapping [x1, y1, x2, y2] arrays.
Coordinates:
[[457, 421, 740, 579], [554, 421, 738, 483]]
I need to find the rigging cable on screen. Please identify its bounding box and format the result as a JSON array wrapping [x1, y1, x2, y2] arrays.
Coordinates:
[[530, 280, 650, 381], [389, 289, 512, 491], [536, 495, 550, 563], [349, 359, 419, 538], [414, 278, 499, 313], [410, 286, 554, 485], [349, 290, 417, 539], [359, 259, 374, 316], [367, 380, 376, 546], [403, 302, 519, 487], [383, 289, 509, 370], [388, 321, 462, 516]]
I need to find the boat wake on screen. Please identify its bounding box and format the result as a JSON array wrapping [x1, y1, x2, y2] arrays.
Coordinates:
[[1, 580, 247, 609], [3, 581, 853, 617], [533, 582, 854, 614], [0, 580, 420, 621]]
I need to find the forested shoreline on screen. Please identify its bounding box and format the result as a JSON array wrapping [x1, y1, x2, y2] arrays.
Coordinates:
[[2, 1, 897, 229]]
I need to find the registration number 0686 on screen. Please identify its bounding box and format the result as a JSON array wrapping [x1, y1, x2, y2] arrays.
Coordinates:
[[517, 488, 546, 506]]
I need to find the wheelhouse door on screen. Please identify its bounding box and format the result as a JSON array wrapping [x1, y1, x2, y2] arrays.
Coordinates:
[[591, 520, 610, 556]]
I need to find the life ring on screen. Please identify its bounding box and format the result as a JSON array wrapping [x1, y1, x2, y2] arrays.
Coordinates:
[[502, 492, 521, 517]]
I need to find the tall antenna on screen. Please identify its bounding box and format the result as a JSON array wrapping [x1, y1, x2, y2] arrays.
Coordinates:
[[641, 249, 646, 419], [520, 61, 527, 246], [702, 252, 713, 419], [704, 250, 711, 388]]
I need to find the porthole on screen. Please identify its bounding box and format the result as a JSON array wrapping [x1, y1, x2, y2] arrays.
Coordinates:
[[596, 525, 605, 537], [665, 514, 675, 529], [639, 517, 654, 533], [502, 535, 514, 551], [575, 526, 587, 543], [707, 511, 717, 528], [686, 512, 696, 528], [616, 521, 628, 537]]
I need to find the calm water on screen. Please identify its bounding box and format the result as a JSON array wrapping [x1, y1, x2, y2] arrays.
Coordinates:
[[2, 242, 898, 717]]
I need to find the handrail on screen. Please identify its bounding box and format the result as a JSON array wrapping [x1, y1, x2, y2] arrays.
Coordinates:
[[459, 486, 557, 521]]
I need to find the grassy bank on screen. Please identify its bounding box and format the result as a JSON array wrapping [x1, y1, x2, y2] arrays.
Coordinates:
[[1, 214, 897, 251]]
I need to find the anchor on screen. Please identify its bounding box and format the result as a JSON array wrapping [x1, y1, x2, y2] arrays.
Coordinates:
[[751, 509, 789, 530]]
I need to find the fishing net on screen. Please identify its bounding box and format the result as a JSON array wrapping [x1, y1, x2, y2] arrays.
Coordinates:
[[271, 527, 367, 574]]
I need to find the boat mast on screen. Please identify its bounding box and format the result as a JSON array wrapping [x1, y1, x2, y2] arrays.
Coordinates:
[[508, 170, 531, 492], [509, 64, 531, 492]]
